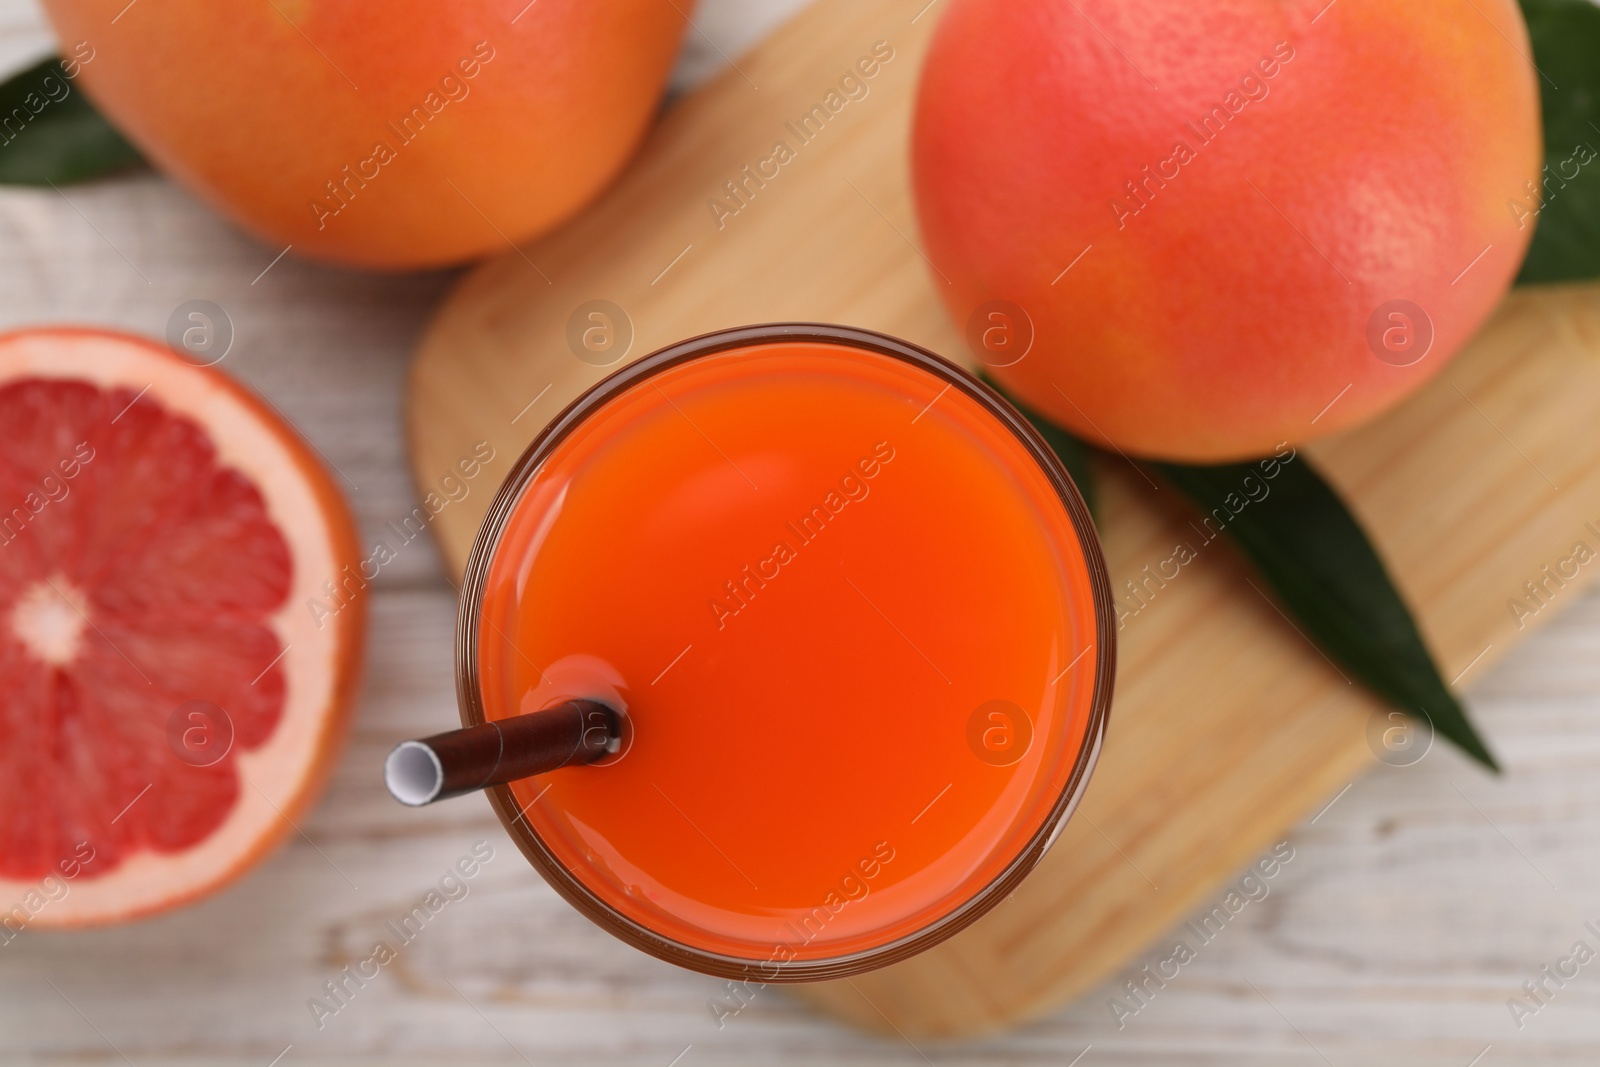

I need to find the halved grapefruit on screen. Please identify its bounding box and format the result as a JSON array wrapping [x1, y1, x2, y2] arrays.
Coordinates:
[[0, 328, 364, 927]]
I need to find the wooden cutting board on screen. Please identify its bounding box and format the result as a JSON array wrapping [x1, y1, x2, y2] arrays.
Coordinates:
[[406, 0, 1600, 1037]]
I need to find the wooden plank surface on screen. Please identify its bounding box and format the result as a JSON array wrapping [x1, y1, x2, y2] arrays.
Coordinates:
[[1, 0, 1599, 1063], [405, 0, 1600, 1039]]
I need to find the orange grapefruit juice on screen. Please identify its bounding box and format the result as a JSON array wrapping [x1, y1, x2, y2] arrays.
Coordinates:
[[476, 333, 1107, 968]]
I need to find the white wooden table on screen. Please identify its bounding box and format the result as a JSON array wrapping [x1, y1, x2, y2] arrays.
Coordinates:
[[1, 2, 1598, 1064]]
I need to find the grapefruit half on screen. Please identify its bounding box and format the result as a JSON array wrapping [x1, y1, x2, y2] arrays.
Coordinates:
[[0, 328, 364, 927]]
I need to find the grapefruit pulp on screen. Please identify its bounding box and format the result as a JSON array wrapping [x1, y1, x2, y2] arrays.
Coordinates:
[[0, 329, 364, 926]]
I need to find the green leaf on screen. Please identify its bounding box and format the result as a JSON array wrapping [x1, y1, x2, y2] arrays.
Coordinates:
[[976, 374, 1493, 767], [980, 372, 1096, 519], [977, 373, 1493, 768], [1516, 0, 1600, 284], [1149, 454, 1498, 772], [0, 55, 142, 185]]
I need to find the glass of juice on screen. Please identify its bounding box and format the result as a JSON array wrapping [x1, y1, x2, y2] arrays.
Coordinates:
[[445, 323, 1113, 980]]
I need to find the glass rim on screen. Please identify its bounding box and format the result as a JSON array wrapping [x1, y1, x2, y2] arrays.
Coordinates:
[[453, 322, 1118, 982]]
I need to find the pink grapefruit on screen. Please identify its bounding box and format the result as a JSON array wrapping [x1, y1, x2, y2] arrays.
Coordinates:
[[0, 328, 364, 926]]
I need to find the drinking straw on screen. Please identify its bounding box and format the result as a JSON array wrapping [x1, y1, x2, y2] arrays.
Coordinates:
[[384, 699, 619, 806]]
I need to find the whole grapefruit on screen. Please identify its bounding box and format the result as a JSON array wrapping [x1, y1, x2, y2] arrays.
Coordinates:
[[40, 0, 691, 269], [0, 329, 364, 926], [912, 0, 1543, 461]]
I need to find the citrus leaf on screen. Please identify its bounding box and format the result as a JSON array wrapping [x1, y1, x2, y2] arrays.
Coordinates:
[[978, 373, 1495, 769], [1515, 0, 1600, 284], [980, 372, 1096, 518], [1149, 455, 1498, 772], [0, 55, 142, 185]]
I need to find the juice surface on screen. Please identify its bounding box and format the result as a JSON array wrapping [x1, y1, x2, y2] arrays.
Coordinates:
[[478, 340, 1101, 963]]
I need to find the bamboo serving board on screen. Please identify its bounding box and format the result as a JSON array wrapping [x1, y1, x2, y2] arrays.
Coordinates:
[[406, 0, 1600, 1037]]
